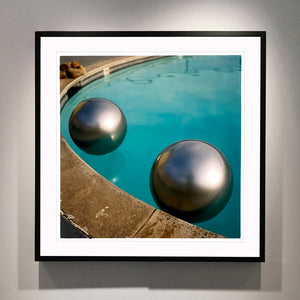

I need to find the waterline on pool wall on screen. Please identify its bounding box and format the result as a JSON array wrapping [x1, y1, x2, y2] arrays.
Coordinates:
[[69, 98, 127, 155], [150, 140, 233, 223]]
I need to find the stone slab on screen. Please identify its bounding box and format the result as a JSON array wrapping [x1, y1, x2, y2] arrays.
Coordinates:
[[61, 137, 155, 238], [134, 210, 222, 238]]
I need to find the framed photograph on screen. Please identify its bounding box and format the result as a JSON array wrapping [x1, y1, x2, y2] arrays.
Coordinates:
[[35, 31, 265, 261]]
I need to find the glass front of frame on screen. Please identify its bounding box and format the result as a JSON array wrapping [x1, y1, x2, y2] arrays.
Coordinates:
[[36, 32, 265, 260]]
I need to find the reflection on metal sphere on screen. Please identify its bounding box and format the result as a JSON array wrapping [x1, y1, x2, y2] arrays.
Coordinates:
[[150, 140, 233, 222], [69, 98, 127, 155]]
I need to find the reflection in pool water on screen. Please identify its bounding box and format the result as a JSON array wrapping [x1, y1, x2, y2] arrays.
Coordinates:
[[90, 150, 127, 185]]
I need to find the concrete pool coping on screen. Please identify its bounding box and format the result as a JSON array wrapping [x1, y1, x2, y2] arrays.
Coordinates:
[[60, 56, 223, 238]]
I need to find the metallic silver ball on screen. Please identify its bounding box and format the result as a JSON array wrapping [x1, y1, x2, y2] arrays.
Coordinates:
[[69, 98, 127, 155], [150, 140, 233, 222]]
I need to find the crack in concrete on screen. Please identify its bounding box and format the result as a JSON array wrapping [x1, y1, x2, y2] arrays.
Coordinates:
[[131, 209, 157, 238]]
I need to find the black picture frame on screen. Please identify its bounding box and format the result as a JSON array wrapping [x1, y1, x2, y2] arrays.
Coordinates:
[[35, 31, 266, 261]]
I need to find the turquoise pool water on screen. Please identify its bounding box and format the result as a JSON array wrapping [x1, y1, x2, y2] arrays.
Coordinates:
[[61, 56, 241, 238]]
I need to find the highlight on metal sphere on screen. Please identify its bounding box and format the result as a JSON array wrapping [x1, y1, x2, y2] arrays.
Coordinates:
[[69, 98, 127, 155], [150, 140, 233, 222]]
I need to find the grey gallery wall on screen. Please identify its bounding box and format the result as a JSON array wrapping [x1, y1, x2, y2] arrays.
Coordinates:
[[0, 0, 299, 299]]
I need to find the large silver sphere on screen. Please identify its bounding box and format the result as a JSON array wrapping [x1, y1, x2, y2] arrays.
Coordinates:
[[150, 140, 233, 222], [69, 98, 127, 155]]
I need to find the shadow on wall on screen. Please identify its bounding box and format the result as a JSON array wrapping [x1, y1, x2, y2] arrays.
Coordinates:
[[39, 261, 261, 290]]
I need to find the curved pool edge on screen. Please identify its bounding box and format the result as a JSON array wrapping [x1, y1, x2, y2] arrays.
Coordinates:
[[60, 56, 224, 238], [60, 56, 167, 111]]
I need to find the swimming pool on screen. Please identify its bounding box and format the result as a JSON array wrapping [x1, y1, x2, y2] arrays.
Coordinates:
[[61, 56, 241, 238]]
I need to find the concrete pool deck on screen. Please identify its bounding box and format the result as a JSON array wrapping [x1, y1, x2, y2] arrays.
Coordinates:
[[60, 56, 223, 238]]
